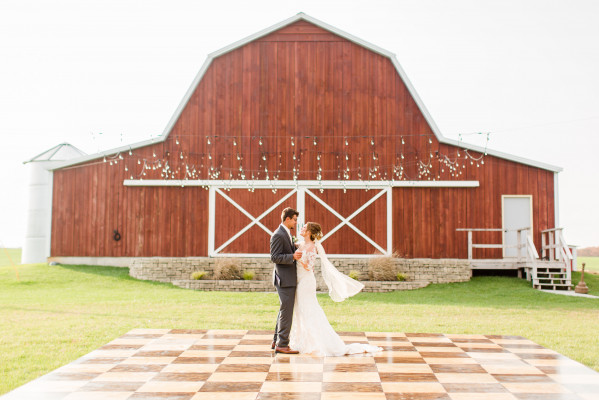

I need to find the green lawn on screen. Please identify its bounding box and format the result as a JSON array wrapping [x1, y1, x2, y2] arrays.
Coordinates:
[[0, 262, 598, 395], [0, 248, 20, 268], [578, 256, 599, 273]]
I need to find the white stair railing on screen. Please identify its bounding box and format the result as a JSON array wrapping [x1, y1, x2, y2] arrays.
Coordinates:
[[541, 227, 573, 287], [525, 233, 538, 281]]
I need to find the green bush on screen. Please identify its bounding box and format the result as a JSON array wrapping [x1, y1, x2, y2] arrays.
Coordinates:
[[213, 259, 242, 280], [190, 271, 208, 280], [396, 273, 406, 281], [348, 270, 360, 281], [242, 270, 255, 281]]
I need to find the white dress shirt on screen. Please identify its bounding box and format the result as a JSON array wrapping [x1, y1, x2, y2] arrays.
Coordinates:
[[280, 223, 293, 245]]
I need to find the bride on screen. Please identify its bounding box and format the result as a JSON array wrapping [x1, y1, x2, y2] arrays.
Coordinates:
[[288, 222, 382, 356]]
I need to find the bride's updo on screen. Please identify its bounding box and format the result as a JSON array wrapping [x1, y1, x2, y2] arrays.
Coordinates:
[[305, 222, 323, 241]]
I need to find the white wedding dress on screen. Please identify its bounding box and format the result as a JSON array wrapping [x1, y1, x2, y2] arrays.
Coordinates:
[[288, 241, 382, 356]]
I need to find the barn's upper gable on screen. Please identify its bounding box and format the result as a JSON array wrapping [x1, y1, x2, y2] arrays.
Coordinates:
[[50, 13, 561, 172]]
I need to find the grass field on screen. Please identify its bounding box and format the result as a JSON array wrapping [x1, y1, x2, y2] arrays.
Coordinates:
[[0, 248, 20, 268], [578, 256, 599, 273], [1, 261, 598, 395]]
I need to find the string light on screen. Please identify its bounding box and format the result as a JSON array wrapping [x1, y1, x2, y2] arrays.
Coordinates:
[[94, 133, 489, 184]]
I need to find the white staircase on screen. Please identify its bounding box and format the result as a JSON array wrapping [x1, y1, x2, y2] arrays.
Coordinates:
[[531, 261, 572, 290], [530, 228, 573, 291]]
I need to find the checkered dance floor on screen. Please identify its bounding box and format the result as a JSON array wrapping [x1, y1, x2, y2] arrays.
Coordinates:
[[3, 329, 599, 400]]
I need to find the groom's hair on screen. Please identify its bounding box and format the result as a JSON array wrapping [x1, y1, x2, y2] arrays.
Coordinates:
[[281, 207, 299, 222]]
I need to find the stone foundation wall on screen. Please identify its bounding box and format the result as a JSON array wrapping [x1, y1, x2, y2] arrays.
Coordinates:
[[130, 257, 471, 292]]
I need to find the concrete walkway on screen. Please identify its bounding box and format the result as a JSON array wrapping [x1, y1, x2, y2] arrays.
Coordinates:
[[541, 289, 599, 298]]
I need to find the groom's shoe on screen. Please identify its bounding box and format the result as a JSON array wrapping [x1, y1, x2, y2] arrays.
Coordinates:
[[271, 341, 276, 350], [275, 346, 299, 354]]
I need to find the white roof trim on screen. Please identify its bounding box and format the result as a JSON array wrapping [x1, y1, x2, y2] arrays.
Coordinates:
[[51, 12, 562, 173]]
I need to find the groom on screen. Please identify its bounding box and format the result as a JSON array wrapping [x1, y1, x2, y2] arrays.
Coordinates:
[[270, 207, 302, 354]]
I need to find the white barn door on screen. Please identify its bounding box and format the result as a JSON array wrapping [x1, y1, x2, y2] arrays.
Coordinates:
[[502, 195, 533, 258], [208, 183, 392, 257]]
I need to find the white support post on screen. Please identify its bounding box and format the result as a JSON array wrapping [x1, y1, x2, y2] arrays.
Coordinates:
[[517, 230, 522, 263], [386, 186, 392, 256], [555, 228, 562, 261], [297, 187, 306, 229], [208, 187, 215, 256], [467, 231, 473, 261], [549, 231, 554, 261], [542, 233, 546, 259]]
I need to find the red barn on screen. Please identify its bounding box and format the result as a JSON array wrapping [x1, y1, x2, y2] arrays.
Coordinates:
[[24, 14, 565, 269]]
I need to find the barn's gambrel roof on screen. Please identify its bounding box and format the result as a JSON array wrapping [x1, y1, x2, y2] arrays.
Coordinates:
[[50, 13, 562, 173]]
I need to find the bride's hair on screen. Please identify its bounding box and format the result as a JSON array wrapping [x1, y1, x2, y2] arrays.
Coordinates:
[[305, 222, 323, 241]]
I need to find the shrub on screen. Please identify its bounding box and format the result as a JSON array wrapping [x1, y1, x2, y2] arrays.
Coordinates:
[[368, 252, 401, 281], [396, 273, 406, 281], [213, 258, 242, 280], [348, 270, 360, 281], [190, 270, 208, 280], [242, 270, 255, 281]]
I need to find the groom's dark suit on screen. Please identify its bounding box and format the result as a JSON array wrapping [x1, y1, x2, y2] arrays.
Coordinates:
[[270, 225, 297, 347]]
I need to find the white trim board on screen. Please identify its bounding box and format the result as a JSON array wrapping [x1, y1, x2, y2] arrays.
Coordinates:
[[48, 13, 562, 173], [123, 179, 480, 188]]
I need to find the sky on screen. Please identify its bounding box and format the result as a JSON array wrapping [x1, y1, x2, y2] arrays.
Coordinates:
[[1, 0, 598, 249]]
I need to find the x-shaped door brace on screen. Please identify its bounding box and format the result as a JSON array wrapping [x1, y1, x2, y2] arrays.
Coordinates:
[[305, 188, 388, 254], [213, 188, 297, 254]]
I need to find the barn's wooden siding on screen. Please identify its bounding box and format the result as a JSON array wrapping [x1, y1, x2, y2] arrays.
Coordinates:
[[50, 20, 555, 258]]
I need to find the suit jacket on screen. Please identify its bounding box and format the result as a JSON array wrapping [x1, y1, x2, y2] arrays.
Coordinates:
[[270, 225, 297, 287]]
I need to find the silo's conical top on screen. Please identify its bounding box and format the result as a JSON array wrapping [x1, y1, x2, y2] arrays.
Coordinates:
[[24, 143, 86, 164]]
